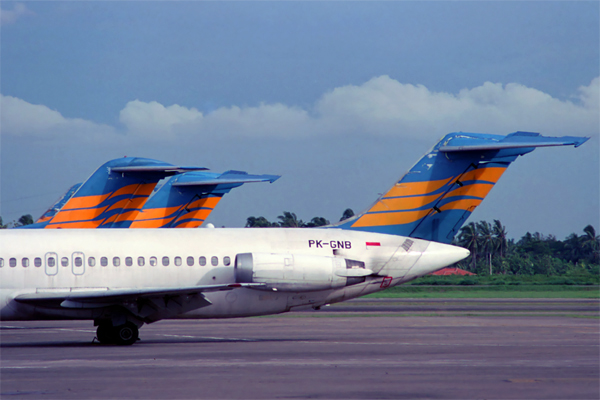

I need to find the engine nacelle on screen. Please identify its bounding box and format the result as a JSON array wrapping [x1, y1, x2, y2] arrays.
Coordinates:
[[235, 253, 371, 292]]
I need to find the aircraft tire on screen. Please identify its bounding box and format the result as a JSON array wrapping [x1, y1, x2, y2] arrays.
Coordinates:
[[113, 322, 139, 346], [96, 324, 114, 344]]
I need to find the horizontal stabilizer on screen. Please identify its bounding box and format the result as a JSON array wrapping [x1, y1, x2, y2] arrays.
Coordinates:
[[440, 132, 588, 152], [110, 165, 208, 174], [172, 171, 280, 187]]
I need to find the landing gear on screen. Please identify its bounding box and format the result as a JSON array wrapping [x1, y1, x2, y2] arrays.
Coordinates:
[[96, 321, 139, 345], [96, 324, 113, 344], [113, 322, 139, 345]]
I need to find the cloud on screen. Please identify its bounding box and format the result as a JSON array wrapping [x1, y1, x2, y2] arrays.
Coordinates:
[[2, 76, 599, 142], [314, 76, 600, 138], [0, 3, 33, 26], [0, 95, 115, 139]]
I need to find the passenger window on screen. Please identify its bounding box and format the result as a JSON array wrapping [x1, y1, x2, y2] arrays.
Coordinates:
[[0, 258, 3, 268], [174, 256, 182, 266], [150, 257, 157, 266], [125, 257, 133, 266], [113, 257, 120, 267], [9, 258, 17, 267], [48, 257, 56, 267], [88, 257, 96, 267], [34, 257, 42, 267], [61, 257, 69, 267], [211, 256, 218, 266], [101, 257, 108, 267], [199, 256, 206, 266], [138, 257, 145, 266], [186, 256, 194, 266], [22, 258, 29, 268], [162, 256, 170, 267], [74, 257, 83, 267], [223, 256, 231, 266]]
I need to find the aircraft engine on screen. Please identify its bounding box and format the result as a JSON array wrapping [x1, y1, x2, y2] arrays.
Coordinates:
[[234, 253, 372, 292]]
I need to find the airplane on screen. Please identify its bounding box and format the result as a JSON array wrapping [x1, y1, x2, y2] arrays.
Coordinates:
[[30, 158, 279, 229], [0, 132, 588, 345]]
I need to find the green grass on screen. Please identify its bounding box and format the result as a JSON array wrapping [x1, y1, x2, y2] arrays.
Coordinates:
[[366, 285, 600, 299]]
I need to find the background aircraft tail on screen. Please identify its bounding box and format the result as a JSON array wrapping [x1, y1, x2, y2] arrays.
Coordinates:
[[130, 170, 280, 228], [32, 158, 207, 229], [336, 131, 588, 244]]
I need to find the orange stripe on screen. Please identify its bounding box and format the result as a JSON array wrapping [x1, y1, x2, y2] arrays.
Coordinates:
[[105, 196, 149, 213], [460, 167, 506, 184], [48, 207, 108, 223], [383, 177, 454, 198], [174, 208, 213, 224], [439, 198, 482, 212], [46, 220, 103, 229], [134, 206, 182, 220], [113, 210, 140, 223], [102, 214, 118, 224], [36, 216, 52, 223], [174, 220, 205, 228], [369, 192, 444, 212], [187, 196, 221, 210], [61, 194, 111, 210], [351, 209, 432, 228], [108, 183, 156, 200], [129, 217, 176, 228], [445, 183, 495, 200]]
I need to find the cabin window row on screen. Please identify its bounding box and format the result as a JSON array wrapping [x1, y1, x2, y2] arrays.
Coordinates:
[[0, 256, 231, 268]]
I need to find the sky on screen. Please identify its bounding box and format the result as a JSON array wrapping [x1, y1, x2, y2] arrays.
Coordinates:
[[1, 1, 598, 240]]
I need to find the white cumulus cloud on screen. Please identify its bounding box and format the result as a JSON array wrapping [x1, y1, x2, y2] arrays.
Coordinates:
[[0, 95, 115, 139], [0, 3, 33, 26], [2, 76, 598, 142]]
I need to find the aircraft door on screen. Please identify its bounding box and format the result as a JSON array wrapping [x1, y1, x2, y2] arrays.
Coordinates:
[[72, 252, 85, 275], [45, 252, 58, 276]]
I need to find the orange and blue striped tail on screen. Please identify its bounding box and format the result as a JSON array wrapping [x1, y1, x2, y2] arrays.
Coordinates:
[[26, 158, 207, 229], [336, 131, 588, 244], [131, 170, 280, 228]]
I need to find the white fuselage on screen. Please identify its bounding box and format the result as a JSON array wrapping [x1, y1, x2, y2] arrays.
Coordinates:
[[0, 228, 468, 321]]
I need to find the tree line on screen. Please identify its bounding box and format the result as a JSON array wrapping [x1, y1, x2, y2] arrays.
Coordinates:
[[455, 220, 599, 276], [245, 209, 355, 228], [0, 214, 34, 229]]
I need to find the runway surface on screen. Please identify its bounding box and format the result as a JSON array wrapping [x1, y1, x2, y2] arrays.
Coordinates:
[[1, 299, 598, 399]]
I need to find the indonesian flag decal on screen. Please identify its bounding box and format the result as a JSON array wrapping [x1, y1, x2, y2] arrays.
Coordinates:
[[366, 242, 381, 247]]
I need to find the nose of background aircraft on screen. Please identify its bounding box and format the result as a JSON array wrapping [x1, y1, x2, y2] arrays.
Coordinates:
[[409, 241, 471, 276]]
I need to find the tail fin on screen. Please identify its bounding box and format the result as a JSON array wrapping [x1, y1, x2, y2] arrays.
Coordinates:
[[38, 158, 207, 229], [35, 183, 83, 224], [336, 131, 588, 243], [130, 170, 280, 228]]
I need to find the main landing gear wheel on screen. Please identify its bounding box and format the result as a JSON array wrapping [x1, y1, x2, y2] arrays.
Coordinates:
[[96, 322, 139, 345], [113, 322, 139, 346], [96, 324, 113, 344]]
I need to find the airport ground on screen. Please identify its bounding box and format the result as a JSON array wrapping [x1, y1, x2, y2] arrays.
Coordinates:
[[1, 298, 598, 400]]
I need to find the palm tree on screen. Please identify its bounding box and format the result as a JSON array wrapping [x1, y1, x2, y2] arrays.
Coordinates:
[[477, 221, 495, 275], [580, 225, 600, 264], [340, 208, 355, 222], [493, 220, 507, 259], [305, 217, 330, 227], [564, 233, 582, 263], [457, 222, 479, 271], [277, 211, 303, 227]]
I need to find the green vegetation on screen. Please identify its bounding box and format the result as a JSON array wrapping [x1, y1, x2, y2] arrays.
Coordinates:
[[454, 221, 599, 277], [0, 214, 34, 229], [246, 209, 354, 228], [367, 285, 599, 299]]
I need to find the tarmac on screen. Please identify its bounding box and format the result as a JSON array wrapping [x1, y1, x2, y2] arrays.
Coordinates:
[[1, 298, 598, 399]]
